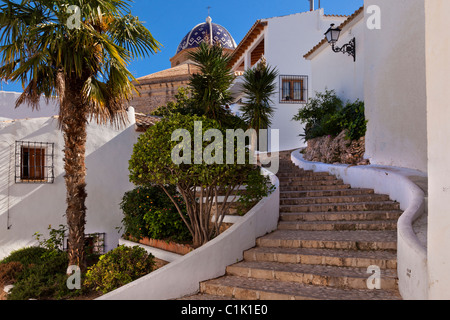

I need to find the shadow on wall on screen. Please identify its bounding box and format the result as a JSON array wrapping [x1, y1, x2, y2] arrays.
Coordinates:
[[0, 117, 138, 260]]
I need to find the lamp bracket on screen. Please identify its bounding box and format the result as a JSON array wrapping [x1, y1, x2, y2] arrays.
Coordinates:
[[331, 37, 356, 62]]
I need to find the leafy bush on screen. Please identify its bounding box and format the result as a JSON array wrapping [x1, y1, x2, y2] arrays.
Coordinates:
[[84, 245, 155, 294], [338, 99, 367, 141], [236, 169, 276, 216], [3, 248, 74, 300], [293, 89, 367, 141], [33, 225, 67, 259], [128, 113, 259, 247], [0, 262, 23, 287], [121, 185, 192, 243], [8, 272, 70, 301], [0, 247, 48, 266]]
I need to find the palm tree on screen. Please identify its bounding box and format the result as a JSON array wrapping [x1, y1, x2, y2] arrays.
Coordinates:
[[188, 42, 235, 123], [240, 57, 278, 139], [0, 0, 161, 272]]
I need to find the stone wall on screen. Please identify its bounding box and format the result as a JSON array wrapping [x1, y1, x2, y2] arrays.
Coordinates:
[[303, 130, 368, 166]]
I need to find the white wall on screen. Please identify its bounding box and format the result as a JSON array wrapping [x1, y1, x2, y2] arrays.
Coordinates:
[[265, 10, 346, 152], [0, 91, 59, 120], [308, 12, 365, 103], [231, 10, 346, 152], [0, 110, 138, 259], [425, 0, 450, 300], [364, 0, 427, 173]]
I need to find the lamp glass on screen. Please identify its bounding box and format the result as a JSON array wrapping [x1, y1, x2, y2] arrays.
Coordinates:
[[325, 25, 341, 44]]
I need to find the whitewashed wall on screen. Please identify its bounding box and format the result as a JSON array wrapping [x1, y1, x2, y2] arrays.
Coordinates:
[[0, 109, 138, 260], [231, 10, 346, 152], [0, 91, 59, 120], [425, 0, 450, 300], [307, 12, 365, 103], [265, 9, 346, 152], [363, 0, 427, 173]]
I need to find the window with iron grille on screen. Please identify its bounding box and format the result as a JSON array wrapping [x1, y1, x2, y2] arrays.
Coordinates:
[[280, 75, 308, 104], [64, 233, 106, 255], [15, 141, 55, 184]]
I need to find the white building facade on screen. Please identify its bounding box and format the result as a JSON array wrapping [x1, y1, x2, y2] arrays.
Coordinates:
[[229, 9, 347, 152], [0, 105, 141, 260]]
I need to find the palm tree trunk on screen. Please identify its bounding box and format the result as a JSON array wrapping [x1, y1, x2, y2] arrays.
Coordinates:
[[61, 90, 88, 273]]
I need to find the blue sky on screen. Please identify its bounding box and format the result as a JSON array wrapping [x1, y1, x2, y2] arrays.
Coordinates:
[[1, 0, 363, 93]]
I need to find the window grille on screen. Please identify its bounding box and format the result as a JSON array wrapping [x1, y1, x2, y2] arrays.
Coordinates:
[[279, 75, 308, 104], [64, 233, 106, 255], [15, 141, 55, 184]]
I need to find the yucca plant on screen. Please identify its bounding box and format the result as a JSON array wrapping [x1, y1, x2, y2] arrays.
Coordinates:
[[0, 0, 161, 272], [240, 57, 278, 144], [188, 42, 235, 124]]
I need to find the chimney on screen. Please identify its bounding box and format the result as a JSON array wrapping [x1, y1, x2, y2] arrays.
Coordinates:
[[309, 0, 314, 11]]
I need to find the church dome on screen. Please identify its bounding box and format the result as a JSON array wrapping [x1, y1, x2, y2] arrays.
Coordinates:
[[176, 16, 237, 55]]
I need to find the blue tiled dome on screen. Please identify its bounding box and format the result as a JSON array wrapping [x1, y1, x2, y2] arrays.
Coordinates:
[[176, 16, 237, 55]]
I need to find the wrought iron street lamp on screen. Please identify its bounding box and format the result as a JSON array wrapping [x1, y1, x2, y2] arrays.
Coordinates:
[[324, 24, 356, 62]]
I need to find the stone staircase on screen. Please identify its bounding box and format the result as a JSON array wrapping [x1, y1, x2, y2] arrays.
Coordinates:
[[184, 154, 403, 300]]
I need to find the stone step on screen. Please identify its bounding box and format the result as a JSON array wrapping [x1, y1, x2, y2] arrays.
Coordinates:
[[280, 194, 390, 205], [256, 230, 397, 251], [200, 276, 401, 300], [243, 246, 397, 269], [178, 294, 238, 300], [226, 261, 398, 290], [280, 180, 345, 187], [279, 175, 337, 182], [280, 210, 403, 222], [278, 220, 398, 231], [282, 184, 352, 192], [280, 201, 401, 213], [277, 171, 330, 177], [280, 188, 375, 199]]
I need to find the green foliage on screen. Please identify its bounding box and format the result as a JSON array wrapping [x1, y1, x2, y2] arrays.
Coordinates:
[[3, 248, 74, 300], [0, 262, 23, 287], [338, 99, 367, 141], [292, 89, 367, 141], [33, 225, 67, 258], [151, 87, 197, 117], [84, 245, 155, 294], [128, 113, 260, 246], [0, 247, 48, 266], [240, 59, 279, 131], [120, 185, 192, 243], [188, 42, 235, 123], [236, 169, 276, 216]]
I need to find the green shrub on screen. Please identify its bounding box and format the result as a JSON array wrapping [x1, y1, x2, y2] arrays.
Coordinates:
[[0, 262, 23, 287], [8, 272, 70, 301], [84, 245, 155, 294], [5, 249, 73, 300], [292, 89, 367, 141], [293, 89, 344, 140], [236, 169, 276, 216], [121, 185, 192, 243], [339, 99, 367, 141], [0, 247, 48, 266]]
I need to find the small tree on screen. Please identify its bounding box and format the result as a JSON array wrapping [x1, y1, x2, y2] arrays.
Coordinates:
[[188, 42, 235, 124], [240, 58, 279, 135], [128, 113, 266, 247]]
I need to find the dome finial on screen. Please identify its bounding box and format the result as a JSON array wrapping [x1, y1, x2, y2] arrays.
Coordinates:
[[206, 6, 212, 23]]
